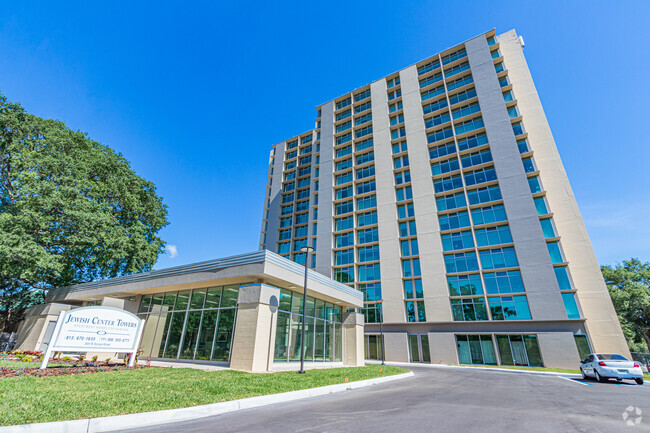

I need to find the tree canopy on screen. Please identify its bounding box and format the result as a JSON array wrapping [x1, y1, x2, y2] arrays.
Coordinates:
[[0, 93, 168, 332], [602, 258, 650, 353]]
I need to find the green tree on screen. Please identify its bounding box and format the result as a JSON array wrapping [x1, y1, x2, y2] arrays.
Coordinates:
[[0, 94, 168, 332], [602, 258, 650, 352]]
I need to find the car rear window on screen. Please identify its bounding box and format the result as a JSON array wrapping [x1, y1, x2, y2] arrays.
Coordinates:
[[597, 354, 628, 361]]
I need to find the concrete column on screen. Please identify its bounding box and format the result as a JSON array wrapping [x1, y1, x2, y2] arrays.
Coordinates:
[[315, 100, 335, 277], [229, 284, 281, 372], [342, 312, 364, 366]]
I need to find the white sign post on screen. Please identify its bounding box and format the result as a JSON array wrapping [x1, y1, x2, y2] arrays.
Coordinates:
[[39, 306, 145, 369]]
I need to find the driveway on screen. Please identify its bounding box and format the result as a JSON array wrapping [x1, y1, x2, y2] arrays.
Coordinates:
[[116, 366, 650, 432]]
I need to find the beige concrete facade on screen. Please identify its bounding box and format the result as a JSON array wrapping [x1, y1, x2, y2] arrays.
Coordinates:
[[260, 29, 629, 369], [15, 251, 364, 373]]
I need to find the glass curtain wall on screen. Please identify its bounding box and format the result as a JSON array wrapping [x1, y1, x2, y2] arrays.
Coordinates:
[[137, 285, 240, 362], [456, 334, 543, 367], [274, 289, 343, 362]]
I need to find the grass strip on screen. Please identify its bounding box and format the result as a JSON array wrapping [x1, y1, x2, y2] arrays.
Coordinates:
[[0, 364, 405, 426]]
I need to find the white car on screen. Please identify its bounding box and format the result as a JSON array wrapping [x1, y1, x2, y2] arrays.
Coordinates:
[[580, 353, 644, 384]]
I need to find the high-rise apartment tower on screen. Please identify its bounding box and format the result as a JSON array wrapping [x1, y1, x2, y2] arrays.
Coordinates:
[[259, 29, 629, 368]]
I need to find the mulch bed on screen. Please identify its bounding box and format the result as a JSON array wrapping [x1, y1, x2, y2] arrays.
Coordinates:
[[0, 361, 156, 378]]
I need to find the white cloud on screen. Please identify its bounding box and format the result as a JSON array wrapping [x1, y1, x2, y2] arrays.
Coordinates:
[[165, 244, 178, 259]]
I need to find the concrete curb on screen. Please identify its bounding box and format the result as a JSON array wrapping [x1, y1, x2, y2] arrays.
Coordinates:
[[367, 360, 581, 378], [1, 371, 414, 433]]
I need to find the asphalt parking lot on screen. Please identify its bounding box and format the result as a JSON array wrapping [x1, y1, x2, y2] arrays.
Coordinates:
[[117, 366, 650, 433]]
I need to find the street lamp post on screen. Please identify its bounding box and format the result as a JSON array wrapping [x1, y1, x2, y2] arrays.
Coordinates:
[[298, 245, 314, 374], [379, 300, 385, 365]]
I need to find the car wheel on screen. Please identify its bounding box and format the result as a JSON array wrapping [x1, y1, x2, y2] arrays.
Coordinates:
[[581, 368, 588, 380], [635, 378, 644, 385], [595, 371, 608, 383]]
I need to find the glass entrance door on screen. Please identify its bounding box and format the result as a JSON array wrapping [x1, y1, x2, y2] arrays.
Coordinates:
[[408, 335, 431, 363]]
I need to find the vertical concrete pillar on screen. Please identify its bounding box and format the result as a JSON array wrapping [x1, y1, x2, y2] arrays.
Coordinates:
[[342, 312, 364, 366], [229, 284, 281, 372]]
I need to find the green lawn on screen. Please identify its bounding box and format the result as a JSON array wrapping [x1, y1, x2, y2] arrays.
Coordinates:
[[0, 360, 66, 369], [0, 364, 405, 426]]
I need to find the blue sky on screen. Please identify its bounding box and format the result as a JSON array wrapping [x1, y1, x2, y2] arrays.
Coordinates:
[[1, 1, 648, 269]]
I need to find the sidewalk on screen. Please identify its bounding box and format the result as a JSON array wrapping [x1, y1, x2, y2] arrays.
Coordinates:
[[365, 360, 581, 377]]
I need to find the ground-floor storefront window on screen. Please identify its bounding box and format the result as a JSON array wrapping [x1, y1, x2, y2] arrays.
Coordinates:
[[456, 334, 543, 367], [364, 335, 384, 360], [137, 285, 240, 361], [274, 289, 343, 362]]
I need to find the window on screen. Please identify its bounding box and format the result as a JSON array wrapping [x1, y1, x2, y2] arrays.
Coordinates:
[[389, 101, 403, 113], [455, 117, 484, 135], [334, 266, 354, 283], [522, 157, 535, 173], [285, 161, 296, 171], [356, 180, 376, 195], [418, 59, 440, 75], [441, 231, 474, 251], [540, 218, 556, 238], [357, 195, 377, 210], [503, 90, 514, 102], [467, 185, 501, 206], [489, 296, 531, 320], [461, 150, 492, 168], [533, 197, 549, 215], [387, 76, 400, 88], [391, 126, 406, 140], [356, 151, 374, 165], [357, 211, 378, 227], [335, 216, 353, 231], [574, 335, 591, 361], [464, 167, 497, 186], [562, 293, 580, 319], [355, 101, 371, 113], [419, 72, 443, 88], [429, 142, 456, 159], [358, 245, 380, 262], [356, 125, 373, 139], [403, 279, 423, 299], [359, 282, 382, 302], [474, 225, 512, 247], [447, 274, 483, 296], [355, 138, 373, 152], [335, 200, 353, 215], [438, 211, 471, 231], [388, 89, 402, 100], [395, 170, 411, 185], [335, 110, 351, 121], [335, 232, 354, 248], [402, 258, 421, 277], [496, 334, 543, 367], [457, 133, 488, 152], [334, 249, 354, 265], [283, 182, 295, 192], [284, 171, 296, 181], [399, 220, 418, 237], [456, 335, 497, 365], [517, 139, 530, 154], [508, 106, 519, 119], [442, 48, 467, 65], [294, 226, 308, 238], [471, 204, 507, 225], [547, 241, 564, 263], [422, 98, 448, 115], [336, 121, 351, 133], [451, 297, 488, 321], [400, 239, 419, 256], [397, 203, 415, 219], [445, 61, 470, 78], [336, 158, 352, 172], [436, 192, 466, 211], [447, 75, 473, 91], [354, 88, 370, 101], [358, 228, 379, 244], [335, 172, 352, 185], [444, 252, 479, 273], [405, 300, 426, 322], [528, 176, 543, 193], [279, 229, 291, 240], [421, 85, 445, 102], [336, 98, 351, 110], [356, 165, 375, 180], [281, 204, 293, 215], [394, 155, 409, 169], [286, 140, 298, 150], [396, 186, 413, 202], [434, 174, 463, 193], [392, 141, 408, 154], [277, 242, 290, 254], [390, 114, 404, 126], [427, 127, 454, 144], [355, 113, 372, 126], [554, 266, 572, 291], [336, 145, 352, 158], [295, 200, 308, 211], [295, 213, 308, 224], [479, 247, 518, 270], [452, 102, 480, 119], [359, 263, 381, 281], [512, 122, 524, 136], [425, 113, 451, 129], [286, 151, 297, 160], [298, 166, 311, 177], [280, 216, 292, 228], [484, 270, 525, 294], [335, 185, 353, 200], [449, 88, 477, 105], [431, 157, 460, 176]]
